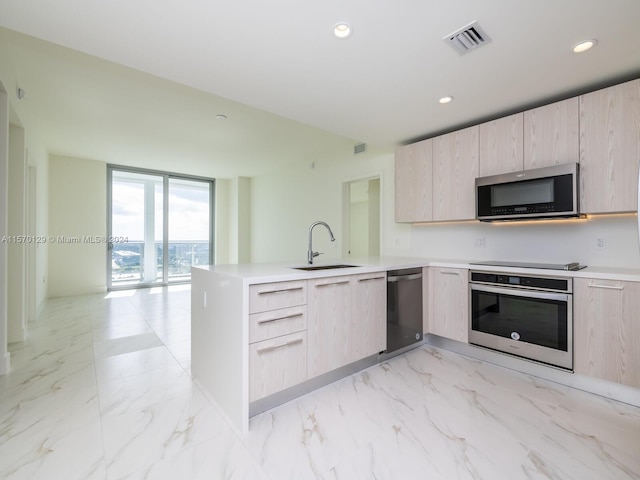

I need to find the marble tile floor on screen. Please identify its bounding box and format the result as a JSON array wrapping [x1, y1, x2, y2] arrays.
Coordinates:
[[1, 285, 639, 480]]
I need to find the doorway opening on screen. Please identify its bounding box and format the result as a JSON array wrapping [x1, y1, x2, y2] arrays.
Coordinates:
[[107, 166, 214, 289], [343, 177, 381, 258]]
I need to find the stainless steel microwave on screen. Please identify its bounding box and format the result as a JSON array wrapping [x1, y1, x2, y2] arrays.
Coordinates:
[[476, 163, 580, 221]]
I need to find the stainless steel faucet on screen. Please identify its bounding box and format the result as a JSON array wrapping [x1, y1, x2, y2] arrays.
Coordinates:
[[307, 221, 335, 264]]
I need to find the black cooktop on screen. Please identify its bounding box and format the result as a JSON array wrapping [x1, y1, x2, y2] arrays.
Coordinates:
[[470, 260, 587, 271]]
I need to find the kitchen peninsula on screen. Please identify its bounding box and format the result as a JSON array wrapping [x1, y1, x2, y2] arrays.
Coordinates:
[[191, 257, 428, 432], [192, 257, 640, 432]]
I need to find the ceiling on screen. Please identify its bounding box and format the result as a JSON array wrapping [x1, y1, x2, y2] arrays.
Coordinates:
[[1, 0, 640, 178]]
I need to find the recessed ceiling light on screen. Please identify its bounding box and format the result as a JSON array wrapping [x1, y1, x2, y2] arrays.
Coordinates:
[[439, 96, 454, 104], [334, 22, 352, 39], [216, 114, 227, 120], [572, 39, 597, 53]]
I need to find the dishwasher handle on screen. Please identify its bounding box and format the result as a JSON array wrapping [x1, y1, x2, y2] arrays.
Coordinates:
[[387, 272, 422, 282]]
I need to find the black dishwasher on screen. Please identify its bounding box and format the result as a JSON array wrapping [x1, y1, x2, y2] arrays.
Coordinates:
[[386, 268, 423, 354]]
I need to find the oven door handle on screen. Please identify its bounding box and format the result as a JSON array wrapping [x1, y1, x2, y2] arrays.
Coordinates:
[[470, 283, 570, 302]]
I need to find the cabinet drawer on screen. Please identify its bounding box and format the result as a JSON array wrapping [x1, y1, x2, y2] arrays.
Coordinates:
[[249, 305, 307, 343], [249, 331, 307, 402], [249, 280, 307, 314]]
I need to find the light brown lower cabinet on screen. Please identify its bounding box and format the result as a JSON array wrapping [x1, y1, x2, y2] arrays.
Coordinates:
[[573, 277, 640, 388], [307, 273, 387, 378], [249, 331, 307, 402], [427, 267, 469, 343], [351, 272, 387, 360], [249, 272, 388, 401], [307, 275, 353, 378], [248, 280, 308, 402]]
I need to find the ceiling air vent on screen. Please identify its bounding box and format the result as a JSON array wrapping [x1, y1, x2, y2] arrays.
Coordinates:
[[444, 21, 491, 55], [354, 143, 367, 155]]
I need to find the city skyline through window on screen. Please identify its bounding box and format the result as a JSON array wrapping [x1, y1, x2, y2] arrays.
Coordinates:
[[108, 167, 214, 289]]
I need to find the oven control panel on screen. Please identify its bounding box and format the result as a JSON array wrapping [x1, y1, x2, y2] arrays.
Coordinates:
[[470, 271, 570, 293]]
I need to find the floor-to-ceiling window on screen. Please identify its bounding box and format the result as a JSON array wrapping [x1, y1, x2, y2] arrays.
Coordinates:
[[107, 166, 214, 289]]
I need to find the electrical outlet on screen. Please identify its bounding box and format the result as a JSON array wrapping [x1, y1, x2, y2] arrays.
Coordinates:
[[474, 237, 485, 248], [595, 237, 606, 250]]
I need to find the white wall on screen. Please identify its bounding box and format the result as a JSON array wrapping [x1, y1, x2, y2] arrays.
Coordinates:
[[0, 83, 10, 374], [8, 123, 26, 342], [368, 178, 381, 256], [32, 149, 49, 316], [229, 177, 251, 264], [250, 144, 405, 264], [0, 76, 50, 322], [48, 155, 107, 297], [349, 200, 368, 257], [214, 178, 230, 265]]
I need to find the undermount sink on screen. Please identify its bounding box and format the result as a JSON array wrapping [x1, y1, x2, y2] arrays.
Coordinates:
[[293, 264, 358, 271]]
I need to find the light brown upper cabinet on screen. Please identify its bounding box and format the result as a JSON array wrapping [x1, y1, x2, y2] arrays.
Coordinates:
[[523, 98, 579, 170], [432, 126, 479, 221], [394, 139, 433, 223], [478, 113, 524, 177], [579, 78, 640, 214], [395, 77, 640, 223]]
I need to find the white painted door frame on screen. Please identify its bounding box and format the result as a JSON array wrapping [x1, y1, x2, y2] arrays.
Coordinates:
[[0, 84, 11, 374]]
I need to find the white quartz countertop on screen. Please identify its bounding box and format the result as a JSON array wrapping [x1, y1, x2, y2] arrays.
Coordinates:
[[193, 256, 429, 284], [194, 256, 640, 283]]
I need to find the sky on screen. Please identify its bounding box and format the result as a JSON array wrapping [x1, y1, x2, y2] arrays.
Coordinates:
[[111, 177, 210, 242]]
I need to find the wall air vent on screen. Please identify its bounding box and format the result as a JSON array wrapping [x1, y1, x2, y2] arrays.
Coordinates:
[[354, 143, 367, 155], [444, 21, 491, 55]]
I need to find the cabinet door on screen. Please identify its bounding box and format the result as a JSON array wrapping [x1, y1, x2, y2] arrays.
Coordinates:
[[579, 79, 640, 213], [479, 113, 524, 177], [524, 97, 579, 170], [352, 272, 387, 360], [427, 267, 468, 343], [433, 126, 479, 221], [249, 331, 307, 402], [395, 139, 433, 222], [307, 276, 353, 378], [574, 278, 640, 388]]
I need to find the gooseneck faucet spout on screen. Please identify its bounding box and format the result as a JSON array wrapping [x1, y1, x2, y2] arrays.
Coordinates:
[[307, 221, 335, 264]]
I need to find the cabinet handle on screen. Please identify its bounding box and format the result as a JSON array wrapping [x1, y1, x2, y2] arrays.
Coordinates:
[[358, 276, 386, 282], [388, 273, 421, 282], [256, 338, 303, 354], [258, 286, 304, 295], [316, 280, 350, 287], [588, 283, 624, 290], [257, 312, 303, 324], [440, 271, 460, 276]]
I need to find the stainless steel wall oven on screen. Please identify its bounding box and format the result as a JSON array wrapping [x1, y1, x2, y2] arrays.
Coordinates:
[[469, 271, 573, 370]]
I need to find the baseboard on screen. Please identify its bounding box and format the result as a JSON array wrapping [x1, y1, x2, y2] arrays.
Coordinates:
[[47, 285, 107, 299], [0, 351, 10, 375], [249, 354, 380, 418]]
